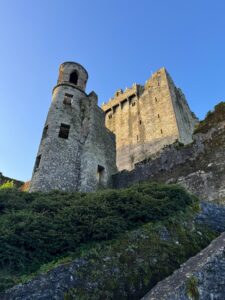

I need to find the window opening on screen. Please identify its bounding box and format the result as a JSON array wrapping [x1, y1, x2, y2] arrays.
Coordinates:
[[69, 71, 78, 85], [34, 155, 41, 172], [158, 114, 160, 118], [59, 123, 70, 139], [132, 102, 136, 107], [161, 129, 163, 134], [42, 125, 48, 139], [139, 120, 142, 125], [63, 93, 73, 105], [97, 165, 105, 185], [155, 97, 157, 102], [108, 114, 113, 119]]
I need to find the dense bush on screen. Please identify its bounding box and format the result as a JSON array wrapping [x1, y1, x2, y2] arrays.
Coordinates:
[[0, 182, 198, 291]]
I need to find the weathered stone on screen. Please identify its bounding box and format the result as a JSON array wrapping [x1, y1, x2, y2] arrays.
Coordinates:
[[29, 62, 117, 192], [142, 232, 225, 300], [113, 120, 225, 202], [102, 68, 197, 171]]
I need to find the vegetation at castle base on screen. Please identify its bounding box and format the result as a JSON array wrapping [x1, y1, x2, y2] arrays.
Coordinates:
[[63, 217, 216, 300], [0, 182, 200, 292], [194, 102, 225, 134]]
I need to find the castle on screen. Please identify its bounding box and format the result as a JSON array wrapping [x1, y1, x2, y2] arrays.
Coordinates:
[[29, 62, 197, 192]]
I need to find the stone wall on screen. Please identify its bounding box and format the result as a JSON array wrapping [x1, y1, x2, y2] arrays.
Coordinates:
[[113, 115, 225, 202], [30, 62, 117, 193], [102, 68, 197, 171]]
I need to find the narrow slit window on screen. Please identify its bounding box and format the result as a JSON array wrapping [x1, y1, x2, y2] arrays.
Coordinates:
[[34, 155, 41, 172], [63, 93, 73, 105], [97, 165, 105, 185], [161, 129, 163, 134], [59, 123, 70, 139], [155, 97, 157, 102], [42, 125, 48, 139], [158, 114, 160, 118], [139, 120, 142, 125]]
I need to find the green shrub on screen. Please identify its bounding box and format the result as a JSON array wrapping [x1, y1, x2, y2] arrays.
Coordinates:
[[186, 276, 199, 300], [0, 182, 198, 292], [0, 181, 14, 190]]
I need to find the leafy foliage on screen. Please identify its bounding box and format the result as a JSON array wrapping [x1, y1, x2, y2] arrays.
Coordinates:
[[0, 180, 15, 190], [0, 182, 198, 292]]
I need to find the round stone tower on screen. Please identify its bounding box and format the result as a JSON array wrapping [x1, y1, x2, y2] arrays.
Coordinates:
[[30, 61, 117, 193], [29, 62, 89, 192]]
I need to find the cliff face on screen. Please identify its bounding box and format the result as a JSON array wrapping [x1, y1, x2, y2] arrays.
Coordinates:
[[142, 232, 225, 300], [113, 103, 225, 203]]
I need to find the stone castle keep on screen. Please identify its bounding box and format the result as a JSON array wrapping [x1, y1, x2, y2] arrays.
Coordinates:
[[102, 68, 198, 170], [30, 62, 197, 192]]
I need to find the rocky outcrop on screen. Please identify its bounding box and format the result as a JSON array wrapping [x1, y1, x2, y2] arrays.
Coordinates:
[[142, 232, 225, 300], [1, 200, 224, 300], [196, 201, 225, 232]]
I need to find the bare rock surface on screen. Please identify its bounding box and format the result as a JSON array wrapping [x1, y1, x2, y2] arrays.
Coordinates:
[[142, 232, 225, 300]]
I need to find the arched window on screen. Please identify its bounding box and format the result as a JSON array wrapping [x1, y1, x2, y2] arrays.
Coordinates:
[[69, 71, 78, 85]]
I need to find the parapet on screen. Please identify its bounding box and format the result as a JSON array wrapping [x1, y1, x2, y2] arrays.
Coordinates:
[[102, 83, 144, 113]]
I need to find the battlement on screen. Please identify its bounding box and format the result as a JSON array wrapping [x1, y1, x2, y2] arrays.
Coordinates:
[[102, 84, 144, 113], [102, 67, 168, 113]]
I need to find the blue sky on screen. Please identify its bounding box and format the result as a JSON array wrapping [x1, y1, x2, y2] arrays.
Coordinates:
[[0, 0, 225, 181]]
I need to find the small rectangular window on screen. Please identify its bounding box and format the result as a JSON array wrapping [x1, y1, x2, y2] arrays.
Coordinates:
[[63, 93, 73, 105], [108, 114, 112, 119], [155, 97, 158, 102], [161, 129, 163, 134], [42, 125, 48, 139], [97, 165, 105, 185], [139, 120, 142, 125], [158, 114, 160, 118], [59, 123, 70, 139], [34, 155, 41, 172]]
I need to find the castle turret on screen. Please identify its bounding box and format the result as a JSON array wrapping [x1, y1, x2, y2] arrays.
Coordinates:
[[29, 62, 117, 192]]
